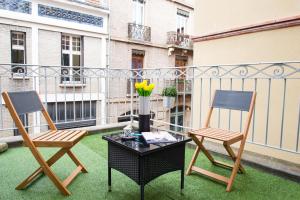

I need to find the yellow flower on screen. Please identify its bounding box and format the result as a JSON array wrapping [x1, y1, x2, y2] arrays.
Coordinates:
[[135, 82, 142, 89], [149, 83, 155, 90], [143, 85, 151, 91], [141, 80, 147, 87]]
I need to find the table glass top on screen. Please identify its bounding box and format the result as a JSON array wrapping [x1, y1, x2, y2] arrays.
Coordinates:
[[102, 130, 192, 154]]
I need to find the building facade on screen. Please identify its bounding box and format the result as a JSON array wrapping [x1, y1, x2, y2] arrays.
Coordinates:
[[0, 0, 109, 136], [108, 0, 195, 129], [192, 0, 300, 164]]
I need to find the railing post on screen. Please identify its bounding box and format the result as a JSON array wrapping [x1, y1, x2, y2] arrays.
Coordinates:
[[130, 69, 134, 124], [190, 67, 195, 129]]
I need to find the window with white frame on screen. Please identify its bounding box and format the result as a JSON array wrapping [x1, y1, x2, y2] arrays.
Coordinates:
[[177, 9, 189, 34], [133, 0, 145, 25], [61, 34, 83, 83], [47, 101, 96, 129], [11, 31, 26, 74]]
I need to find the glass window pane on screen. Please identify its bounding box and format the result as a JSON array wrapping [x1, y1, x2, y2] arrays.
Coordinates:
[[12, 50, 25, 64], [133, 1, 144, 25], [75, 102, 82, 119], [62, 54, 70, 66], [12, 39, 18, 45], [19, 33, 24, 39], [73, 54, 80, 66], [58, 103, 65, 121], [66, 102, 74, 121], [12, 33, 17, 39]]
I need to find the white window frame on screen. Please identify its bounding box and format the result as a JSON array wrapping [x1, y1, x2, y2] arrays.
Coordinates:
[[177, 10, 189, 34], [61, 34, 82, 84], [133, 0, 145, 25], [11, 31, 26, 75]]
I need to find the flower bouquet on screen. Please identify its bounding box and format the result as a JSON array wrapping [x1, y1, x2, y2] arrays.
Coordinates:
[[135, 80, 155, 132]]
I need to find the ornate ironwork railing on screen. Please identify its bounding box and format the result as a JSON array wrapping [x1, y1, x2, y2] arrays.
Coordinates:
[[167, 31, 193, 49], [128, 23, 151, 42], [0, 62, 299, 156]]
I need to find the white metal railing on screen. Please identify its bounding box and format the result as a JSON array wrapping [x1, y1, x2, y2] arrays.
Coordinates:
[[0, 62, 300, 155]]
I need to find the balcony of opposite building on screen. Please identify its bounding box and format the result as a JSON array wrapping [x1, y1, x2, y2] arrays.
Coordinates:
[[167, 31, 193, 51], [128, 23, 151, 42]]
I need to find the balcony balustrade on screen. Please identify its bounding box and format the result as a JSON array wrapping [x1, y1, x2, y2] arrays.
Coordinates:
[[167, 31, 193, 50], [128, 23, 151, 42], [0, 62, 299, 158]]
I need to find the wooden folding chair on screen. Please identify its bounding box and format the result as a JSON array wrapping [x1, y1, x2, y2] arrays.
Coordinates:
[[2, 91, 88, 195], [186, 90, 256, 192]]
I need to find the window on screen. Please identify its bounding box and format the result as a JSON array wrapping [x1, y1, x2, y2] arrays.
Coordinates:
[[61, 34, 83, 83], [170, 106, 184, 132], [177, 9, 189, 34], [14, 114, 28, 136], [47, 101, 96, 129], [11, 31, 26, 74], [133, 0, 145, 25], [128, 50, 145, 94]]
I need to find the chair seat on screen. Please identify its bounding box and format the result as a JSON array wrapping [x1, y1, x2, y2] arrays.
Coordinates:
[[29, 130, 87, 147], [190, 128, 243, 143]]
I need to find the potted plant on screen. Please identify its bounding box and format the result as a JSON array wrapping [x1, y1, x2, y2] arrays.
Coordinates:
[[135, 80, 155, 132], [162, 86, 177, 108]]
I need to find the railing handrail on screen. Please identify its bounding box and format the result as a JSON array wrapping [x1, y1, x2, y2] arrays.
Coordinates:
[[0, 62, 300, 156], [2, 61, 300, 70], [128, 23, 151, 29]]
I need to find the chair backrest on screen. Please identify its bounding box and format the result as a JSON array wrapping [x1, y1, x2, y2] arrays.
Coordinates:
[[6, 91, 43, 115], [212, 90, 253, 112], [2, 91, 57, 138]]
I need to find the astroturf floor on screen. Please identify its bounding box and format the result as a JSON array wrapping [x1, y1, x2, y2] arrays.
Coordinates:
[[0, 133, 299, 200]]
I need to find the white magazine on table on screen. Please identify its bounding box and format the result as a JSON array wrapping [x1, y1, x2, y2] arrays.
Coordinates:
[[141, 131, 177, 144]]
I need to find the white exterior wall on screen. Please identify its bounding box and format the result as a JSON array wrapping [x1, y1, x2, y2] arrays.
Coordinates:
[[108, 0, 194, 123], [0, 0, 109, 136]]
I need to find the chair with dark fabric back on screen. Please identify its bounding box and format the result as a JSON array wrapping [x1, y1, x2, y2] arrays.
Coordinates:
[[186, 90, 256, 192], [2, 90, 88, 195]]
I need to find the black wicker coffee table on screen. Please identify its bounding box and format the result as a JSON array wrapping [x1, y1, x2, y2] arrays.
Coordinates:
[[102, 131, 191, 200]]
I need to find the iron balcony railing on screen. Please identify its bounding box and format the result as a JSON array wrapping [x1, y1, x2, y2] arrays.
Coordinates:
[[167, 31, 193, 50], [128, 23, 151, 42], [61, 66, 86, 84], [0, 62, 300, 157]]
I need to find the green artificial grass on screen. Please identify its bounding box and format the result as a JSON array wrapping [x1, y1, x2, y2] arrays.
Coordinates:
[[0, 133, 299, 200]]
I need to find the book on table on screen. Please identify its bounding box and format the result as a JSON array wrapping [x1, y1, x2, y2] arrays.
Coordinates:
[[141, 131, 177, 144]]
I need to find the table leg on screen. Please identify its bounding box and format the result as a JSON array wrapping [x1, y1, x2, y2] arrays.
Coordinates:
[[108, 166, 111, 192], [181, 168, 184, 194], [140, 184, 144, 200]]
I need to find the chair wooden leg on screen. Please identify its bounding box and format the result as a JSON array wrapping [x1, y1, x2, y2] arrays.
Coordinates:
[[41, 163, 71, 195], [191, 135, 215, 164], [67, 150, 88, 173], [16, 148, 68, 190], [186, 146, 201, 175], [30, 147, 71, 195], [226, 143, 245, 192], [223, 143, 245, 174], [16, 147, 87, 195]]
